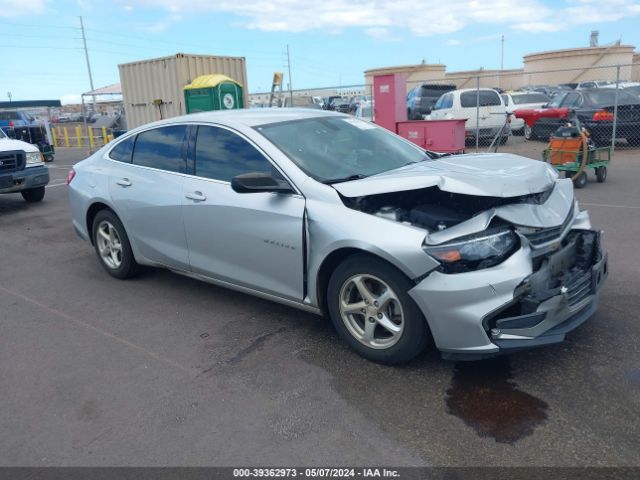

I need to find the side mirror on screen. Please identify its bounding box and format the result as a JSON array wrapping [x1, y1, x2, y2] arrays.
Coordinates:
[[231, 172, 294, 194]]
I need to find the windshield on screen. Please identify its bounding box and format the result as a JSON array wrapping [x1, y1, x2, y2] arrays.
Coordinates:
[[255, 116, 428, 183], [548, 91, 568, 107]]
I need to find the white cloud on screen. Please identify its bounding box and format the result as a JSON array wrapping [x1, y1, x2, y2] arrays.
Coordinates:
[[0, 0, 47, 17], [114, 0, 640, 36], [61, 94, 82, 105]]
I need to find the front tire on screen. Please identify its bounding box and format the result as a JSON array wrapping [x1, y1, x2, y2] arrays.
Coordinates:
[[92, 210, 139, 279], [21, 186, 45, 202], [327, 254, 430, 365], [524, 124, 536, 140]]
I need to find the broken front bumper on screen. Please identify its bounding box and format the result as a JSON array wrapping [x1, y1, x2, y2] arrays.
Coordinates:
[[409, 229, 607, 359]]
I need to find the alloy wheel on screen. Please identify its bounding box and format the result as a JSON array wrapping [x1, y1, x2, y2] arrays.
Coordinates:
[[339, 274, 405, 349], [96, 220, 123, 269]]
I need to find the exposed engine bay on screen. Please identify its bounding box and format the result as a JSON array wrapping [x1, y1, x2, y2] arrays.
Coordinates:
[[342, 185, 554, 232]]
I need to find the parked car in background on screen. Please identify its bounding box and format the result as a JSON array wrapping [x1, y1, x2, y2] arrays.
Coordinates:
[[406, 84, 456, 120], [0, 127, 49, 202], [67, 109, 606, 364], [576, 80, 614, 89], [330, 97, 353, 114], [355, 101, 374, 121], [527, 88, 640, 146], [429, 88, 508, 144], [322, 96, 342, 110], [501, 92, 550, 135]]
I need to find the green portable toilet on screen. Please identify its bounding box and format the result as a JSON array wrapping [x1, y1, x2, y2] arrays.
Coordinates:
[[184, 74, 244, 113]]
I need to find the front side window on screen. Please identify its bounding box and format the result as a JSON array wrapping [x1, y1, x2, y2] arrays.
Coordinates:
[[460, 90, 502, 108], [194, 126, 274, 182], [256, 116, 428, 183], [132, 125, 187, 173], [109, 136, 135, 163]]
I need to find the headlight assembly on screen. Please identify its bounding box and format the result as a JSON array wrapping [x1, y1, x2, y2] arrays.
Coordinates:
[[26, 151, 44, 166], [424, 229, 519, 273]]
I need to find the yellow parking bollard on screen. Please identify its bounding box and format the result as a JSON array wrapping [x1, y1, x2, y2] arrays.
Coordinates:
[[75, 126, 82, 147], [63, 127, 70, 147], [52, 129, 58, 147], [107, 134, 114, 143], [88, 127, 95, 148], [102, 126, 108, 145]]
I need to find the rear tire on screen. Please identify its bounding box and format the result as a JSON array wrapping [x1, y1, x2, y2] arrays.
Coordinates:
[[92, 209, 139, 279], [327, 254, 430, 365], [21, 186, 45, 202], [596, 166, 607, 183]]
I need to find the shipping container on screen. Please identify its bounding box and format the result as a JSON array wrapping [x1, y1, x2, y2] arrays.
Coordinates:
[[118, 53, 248, 129]]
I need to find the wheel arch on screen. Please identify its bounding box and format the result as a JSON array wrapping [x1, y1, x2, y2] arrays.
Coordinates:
[[315, 247, 414, 316], [86, 201, 115, 245]]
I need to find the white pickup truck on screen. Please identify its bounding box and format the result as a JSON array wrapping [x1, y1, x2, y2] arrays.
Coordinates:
[[0, 128, 50, 202]]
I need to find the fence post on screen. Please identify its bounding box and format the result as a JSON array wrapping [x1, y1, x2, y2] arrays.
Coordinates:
[[76, 126, 82, 147], [475, 76, 480, 153], [611, 64, 621, 153], [88, 127, 95, 148], [102, 126, 108, 145], [63, 127, 70, 147]]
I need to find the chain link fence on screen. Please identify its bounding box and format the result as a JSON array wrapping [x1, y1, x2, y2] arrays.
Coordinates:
[[249, 63, 640, 161]]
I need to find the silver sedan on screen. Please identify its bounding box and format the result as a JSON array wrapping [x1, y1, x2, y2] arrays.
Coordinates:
[[68, 109, 607, 364]]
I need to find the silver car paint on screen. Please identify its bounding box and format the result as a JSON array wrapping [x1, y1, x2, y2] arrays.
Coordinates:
[[68, 109, 602, 356], [332, 153, 559, 198]]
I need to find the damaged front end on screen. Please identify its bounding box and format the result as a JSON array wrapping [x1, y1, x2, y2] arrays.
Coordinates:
[[337, 175, 607, 359], [486, 229, 608, 350]]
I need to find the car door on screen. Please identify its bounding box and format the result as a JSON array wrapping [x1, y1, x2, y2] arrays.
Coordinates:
[[182, 124, 306, 300], [107, 125, 190, 270]]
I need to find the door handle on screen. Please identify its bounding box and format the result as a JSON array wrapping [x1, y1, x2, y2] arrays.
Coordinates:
[[116, 178, 132, 187], [185, 191, 207, 202]]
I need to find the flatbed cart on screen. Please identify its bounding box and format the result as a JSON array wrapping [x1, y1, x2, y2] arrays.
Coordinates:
[[542, 143, 610, 188], [515, 107, 611, 189]]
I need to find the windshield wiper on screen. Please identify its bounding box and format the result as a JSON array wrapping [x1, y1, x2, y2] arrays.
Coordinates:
[[322, 174, 368, 184]]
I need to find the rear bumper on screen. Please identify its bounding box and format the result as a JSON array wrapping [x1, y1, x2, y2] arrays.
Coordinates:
[[0, 165, 49, 193], [409, 229, 607, 360]]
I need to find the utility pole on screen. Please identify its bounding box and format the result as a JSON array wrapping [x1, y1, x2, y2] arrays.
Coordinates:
[[286, 44, 293, 107], [7, 92, 12, 102], [500, 34, 504, 70], [79, 16, 96, 105]]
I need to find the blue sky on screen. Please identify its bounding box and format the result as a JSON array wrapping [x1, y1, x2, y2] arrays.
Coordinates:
[[2, 0, 639, 103]]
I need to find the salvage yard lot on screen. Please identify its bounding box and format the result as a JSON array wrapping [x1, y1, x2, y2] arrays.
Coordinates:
[[1, 145, 639, 466]]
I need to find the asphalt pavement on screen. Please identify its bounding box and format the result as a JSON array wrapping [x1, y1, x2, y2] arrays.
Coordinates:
[[1, 144, 639, 466]]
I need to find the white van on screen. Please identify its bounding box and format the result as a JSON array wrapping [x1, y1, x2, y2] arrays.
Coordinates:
[[429, 88, 507, 143]]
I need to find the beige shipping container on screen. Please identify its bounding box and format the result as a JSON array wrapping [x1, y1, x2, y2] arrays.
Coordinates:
[[119, 53, 248, 129]]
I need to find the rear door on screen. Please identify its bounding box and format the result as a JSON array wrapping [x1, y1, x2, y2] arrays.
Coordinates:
[[107, 125, 190, 270], [459, 90, 505, 131], [181, 124, 306, 300]]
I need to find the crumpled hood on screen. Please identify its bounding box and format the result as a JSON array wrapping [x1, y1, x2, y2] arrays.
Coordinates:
[[333, 153, 558, 198], [0, 138, 40, 153]]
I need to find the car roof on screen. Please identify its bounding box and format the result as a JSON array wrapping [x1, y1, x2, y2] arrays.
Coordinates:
[[134, 108, 345, 130]]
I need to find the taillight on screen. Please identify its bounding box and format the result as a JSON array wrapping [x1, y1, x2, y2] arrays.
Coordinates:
[[66, 168, 76, 185], [592, 110, 614, 121]]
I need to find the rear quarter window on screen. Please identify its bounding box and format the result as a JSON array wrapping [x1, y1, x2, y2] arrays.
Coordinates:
[[108, 136, 135, 163]]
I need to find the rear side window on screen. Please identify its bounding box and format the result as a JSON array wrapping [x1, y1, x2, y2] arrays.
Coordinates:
[[460, 90, 502, 108], [109, 136, 135, 163], [132, 125, 187, 173], [561, 93, 583, 108], [194, 126, 273, 182]]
